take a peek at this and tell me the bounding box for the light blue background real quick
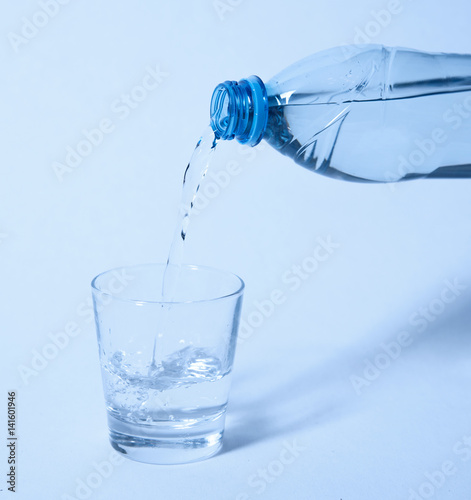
[1,1,471,499]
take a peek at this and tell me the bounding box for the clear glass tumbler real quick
[91,263,244,464]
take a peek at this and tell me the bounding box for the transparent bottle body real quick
[263,45,471,182]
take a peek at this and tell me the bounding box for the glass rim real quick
[91,263,245,305]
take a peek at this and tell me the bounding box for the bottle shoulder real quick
[265,45,393,105]
[265,45,471,106]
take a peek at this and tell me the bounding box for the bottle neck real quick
[210,75,268,146]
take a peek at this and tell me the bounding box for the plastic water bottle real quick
[210,45,471,183]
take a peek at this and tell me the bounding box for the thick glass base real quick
[107,413,225,465]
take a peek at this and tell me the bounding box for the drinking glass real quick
[91,263,244,464]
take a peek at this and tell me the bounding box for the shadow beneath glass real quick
[222,283,471,454]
